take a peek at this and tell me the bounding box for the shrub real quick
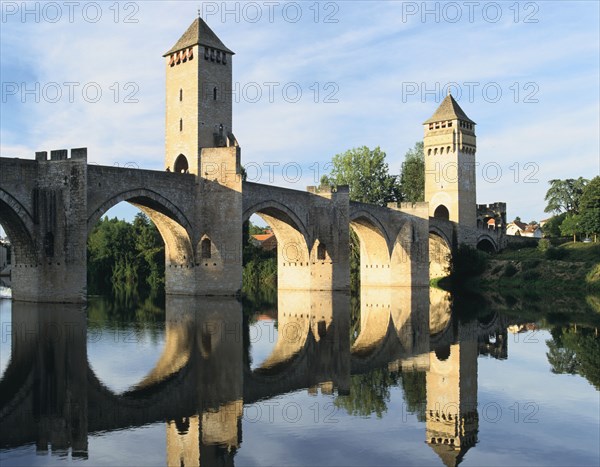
[522,259,541,270]
[522,270,541,281]
[545,247,567,260]
[537,238,551,252]
[450,244,488,281]
[503,264,518,277]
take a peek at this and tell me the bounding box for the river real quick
[0,287,599,466]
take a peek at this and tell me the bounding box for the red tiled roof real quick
[252,234,274,242]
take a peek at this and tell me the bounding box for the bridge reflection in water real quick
[0,289,510,466]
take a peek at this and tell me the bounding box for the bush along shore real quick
[439,241,600,297]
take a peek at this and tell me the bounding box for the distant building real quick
[250,230,277,251]
[506,221,542,238]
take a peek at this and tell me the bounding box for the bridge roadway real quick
[1,150,503,303]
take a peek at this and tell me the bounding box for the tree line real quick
[87,213,164,293]
[543,176,600,242]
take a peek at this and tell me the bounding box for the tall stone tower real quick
[423,94,477,227]
[162,18,242,296]
[164,16,236,174]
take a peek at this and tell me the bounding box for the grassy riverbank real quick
[479,242,600,294]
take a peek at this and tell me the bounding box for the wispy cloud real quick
[0,0,598,224]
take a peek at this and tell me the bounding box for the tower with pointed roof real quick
[423,94,477,228]
[164,16,236,174]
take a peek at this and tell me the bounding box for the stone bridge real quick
[1,148,506,303]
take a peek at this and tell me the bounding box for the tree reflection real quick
[546,326,600,389]
[334,368,426,420]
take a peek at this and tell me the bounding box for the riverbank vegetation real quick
[87,213,165,294]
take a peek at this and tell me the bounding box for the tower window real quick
[448,122,452,127]
[428,149,432,156]
[201,239,212,259]
[429,123,433,130]
[213,87,218,101]
[174,154,189,173]
[434,205,450,220]
[216,51,221,63]
[222,53,227,64]
[179,89,183,101]
[179,118,183,131]
[204,47,210,60]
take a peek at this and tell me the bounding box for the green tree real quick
[320,146,401,206]
[544,177,589,215]
[578,176,600,241]
[399,142,424,202]
[560,214,581,243]
[133,213,165,289]
[542,213,567,238]
[87,214,165,292]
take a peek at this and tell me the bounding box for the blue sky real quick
[1,1,599,235]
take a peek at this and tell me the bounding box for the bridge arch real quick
[429,229,451,279]
[243,200,311,290]
[476,235,497,253]
[87,188,194,270]
[349,211,392,288]
[0,189,37,264]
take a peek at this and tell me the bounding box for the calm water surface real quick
[1,288,599,466]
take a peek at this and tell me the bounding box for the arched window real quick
[201,238,212,259]
[174,154,189,173]
[317,243,327,260]
[179,118,183,132]
[213,87,218,100]
[434,205,450,220]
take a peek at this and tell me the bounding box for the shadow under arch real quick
[87,188,194,270]
[476,237,496,253]
[0,189,37,264]
[243,200,311,290]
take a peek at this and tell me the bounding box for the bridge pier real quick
[306,186,350,292]
[164,147,243,297]
[3,150,88,303]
